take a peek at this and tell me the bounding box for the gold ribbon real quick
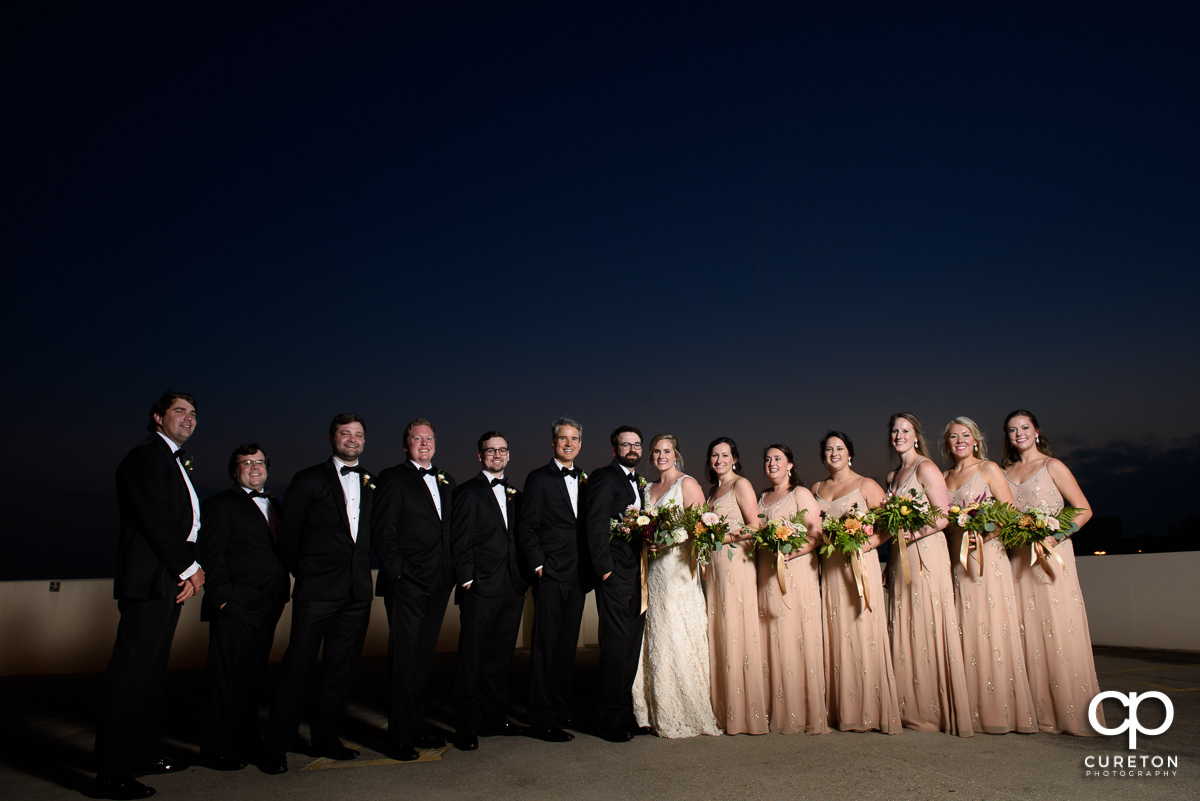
[850,549,872,612]
[1031,538,1065,578]
[958,531,984,578]
[776,552,788,595]
[896,531,913,586]
[639,548,649,614]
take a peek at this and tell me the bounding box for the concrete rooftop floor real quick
[2,645,1196,801]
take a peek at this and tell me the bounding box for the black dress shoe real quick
[139,758,188,775]
[479,721,527,737]
[451,732,478,751]
[312,741,359,760]
[629,725,654,736]
[204,754,247,771]
[598,726,633,743]
[389,745,420,762]
[529,726,574,743]
[413,734,446,749]
[258,752,288,775]
[93,776,155,800]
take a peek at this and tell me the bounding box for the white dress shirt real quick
[333,456,362,541]
[158,432,200,580]
[411,460,443,519]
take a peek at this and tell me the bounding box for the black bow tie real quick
[490,477,508,488]
[417,467,437,478]
[174,449,188,462]
[560,466,580,479]
[340,464,362,476]
[247,490,269,499]
[627,472,638,483]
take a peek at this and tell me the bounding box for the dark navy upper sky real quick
[4,3,1198,579]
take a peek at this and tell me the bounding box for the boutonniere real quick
[579,471,588,485]
[362,472,376,490]
[181,455,194,473]
[436,470,449,486]
[637,475,648,491]
[505,486,517,499]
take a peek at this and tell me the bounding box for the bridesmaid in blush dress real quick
[704,437,768,735]
[812,431,900,734]
[885,412,973,736]
[756,444,828,734]
[1002,409,1104,735]
[941,416,1036,734]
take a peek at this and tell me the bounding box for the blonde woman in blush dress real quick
[885,412,973,736]
[704,437,768,735]
[811,431,900,734]
[941,417,1036,734]
[631,434,722,738]
[1002,409,1104,735]
[756,444,828,734]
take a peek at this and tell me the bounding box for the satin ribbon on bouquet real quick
[639,549,649,614]
[959,531,984,578]
[1030,537,1065,577]
[775,553,789,596]
[895,530,926,585]
[850,548,872,612]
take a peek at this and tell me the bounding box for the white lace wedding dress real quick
[632,476,722,737]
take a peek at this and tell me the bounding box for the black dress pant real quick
[95,596,182,777]
[384,573,452,746]
[265,597,370,751]
[202,599,284,757]
[527,575,585,729]
[594,570,644,730]
[452,583,525,733]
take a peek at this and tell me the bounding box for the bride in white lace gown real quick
[632,434,722,737]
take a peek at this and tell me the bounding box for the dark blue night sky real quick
[4,3,1198,579]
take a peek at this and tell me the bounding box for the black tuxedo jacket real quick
[450,473,528,600]
[277,459,374,602]
[113,434,198,600]
[516,461,591,592]
[586,460,644,582]
[371,462,455,596]
[198,486,289,621]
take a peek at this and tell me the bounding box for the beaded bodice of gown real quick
[632,476,721,737]
[948,466,987,507]
[1007,463,1064,514]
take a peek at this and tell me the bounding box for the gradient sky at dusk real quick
[4,3,1198,579]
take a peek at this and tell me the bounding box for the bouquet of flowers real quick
[818,504,876,610]
[752,509,809,556]
[950,496,1018,576]
[610,501,689,553]
[818,505,875,559]
[875,488,942,585]
[998,506,1084,551]
[874,488,941,541]
[998,506,1084,577]
[753,508,809,593]
[678,504,731,566]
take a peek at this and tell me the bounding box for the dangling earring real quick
[1035,435,1040,444]
[847,459,852,467]
[973,444,979,454]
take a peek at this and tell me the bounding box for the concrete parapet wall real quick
[0,554,1189,677]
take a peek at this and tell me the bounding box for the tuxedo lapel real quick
[406,462,441,517]
[324,461,353,537]
[235,487,275,541]
[553,464,575,517]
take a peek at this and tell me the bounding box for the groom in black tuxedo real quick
[372,418,456,761]
[260,414,374,775]
[516,417,590,743]
[449,431,528,751]
[95,392,205,800]
[198,443,289,771]
[586,425,648,742]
